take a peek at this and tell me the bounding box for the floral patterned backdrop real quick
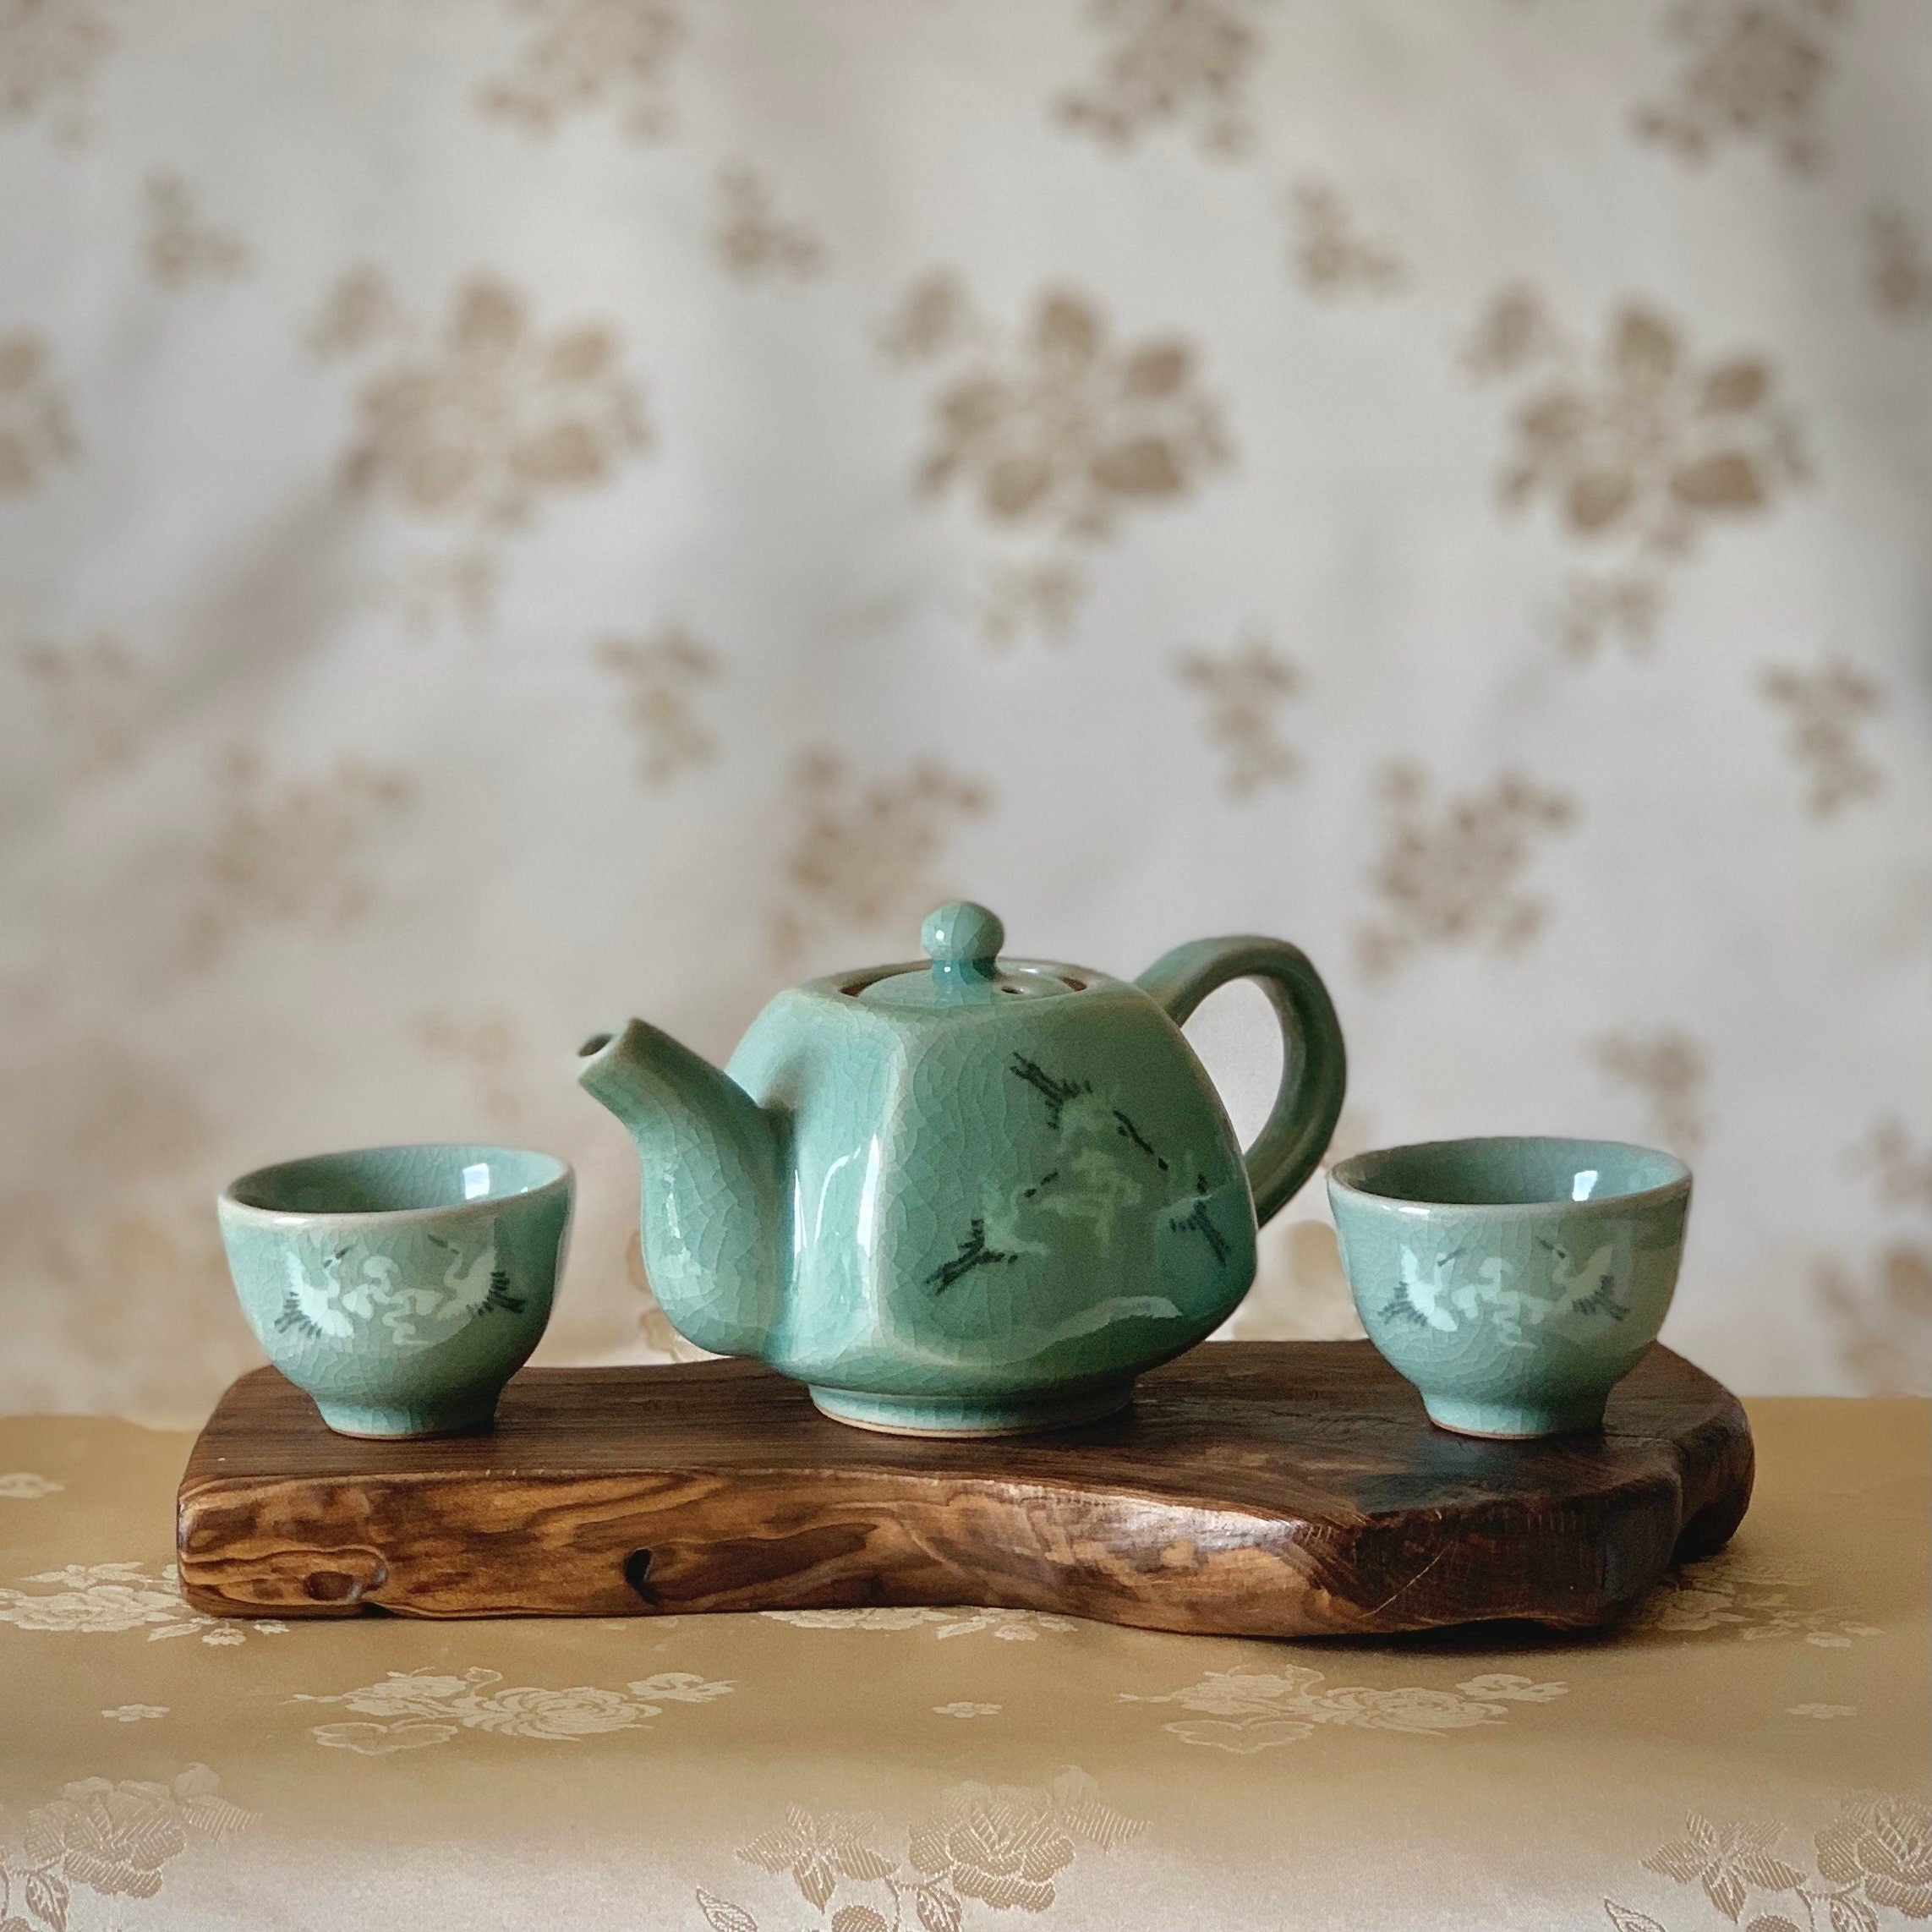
[0,0,1927,1420]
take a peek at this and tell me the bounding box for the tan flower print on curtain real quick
[8,1040,250,1425]
[1761,658,1886,817]
[1814,1120,1932,1393]
[187,747,414,965]
[476,0,683,141]
[1177,634,1301,796]
[48,1043,206,1179]
[314,270,651,630]
[885,276,1228,643]
[42,1213,261,1426]
[982,558,1089,647]
[1869,205,1932,322]
[1228,1217,1364,1342]
[1056,0,1269,159]
[911,286,1225,540]
[307,264,401,358]
[1853,1119,1932,1209]
[19,634,145,779]
[772,749,990,961]
[416,1009,536,1134]
[0,0,112,145]
[1590,1028,1709,1152]
[1286,179,1405,298]
[1229,1104,1373,1344]
[143,172,249,290]
[1513,297,1803,648]
[0,332,75,492]
[595,625,721,786]
[1634,0,1848,175]
[1816,1245,1932,1394]
[710,164,826,282]
[1356,763,1577,978]
[1465,288,1806,658]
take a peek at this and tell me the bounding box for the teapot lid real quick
[855,902,1087,1009]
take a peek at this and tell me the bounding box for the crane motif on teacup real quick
[275,1228,523,1351]
[1393,1237,1629,1349]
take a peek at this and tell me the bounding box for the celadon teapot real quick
[577,902,1345,1435]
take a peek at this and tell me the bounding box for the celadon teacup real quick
[1327,1136,1691,1439]
[219,1143,573,1437]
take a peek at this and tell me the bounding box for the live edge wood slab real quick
[176,1341,1752,1639]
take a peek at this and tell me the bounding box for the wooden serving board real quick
[175,1342,1752,1639]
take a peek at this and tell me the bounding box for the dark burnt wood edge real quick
[173,1448,1747,1632]
[1664,1383,1755,1563]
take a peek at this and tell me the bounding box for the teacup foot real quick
[314,1397,498,1439]
[1422,1393,1609,1440]
[808,1379,1135,1437]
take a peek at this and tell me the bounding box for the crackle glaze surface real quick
[578,905,1345,1431]
[218,1145,572,1437]
[1329,1136,1690,1438]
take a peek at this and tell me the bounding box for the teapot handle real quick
[1136,937,1347,1229]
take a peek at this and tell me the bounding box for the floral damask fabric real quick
[0,1398,1924,1928]
[0,1,1928,1420]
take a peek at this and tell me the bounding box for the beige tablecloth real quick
[0,1397,1924,1930]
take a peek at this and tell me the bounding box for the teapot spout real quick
[577,1020,786,1359]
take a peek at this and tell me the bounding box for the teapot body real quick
[579,901,1346,1436]
[725,964,1255,1434]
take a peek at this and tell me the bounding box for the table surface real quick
[1,1397,1925,1932]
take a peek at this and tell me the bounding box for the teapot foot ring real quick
[808,1379,1135,1438]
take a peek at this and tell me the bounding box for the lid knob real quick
[922,900,1004,982]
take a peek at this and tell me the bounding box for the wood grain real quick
[174,1341,1752,1638]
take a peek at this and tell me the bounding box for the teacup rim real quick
[220,1141,573,1227]
[1328,1135,1690,1215]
